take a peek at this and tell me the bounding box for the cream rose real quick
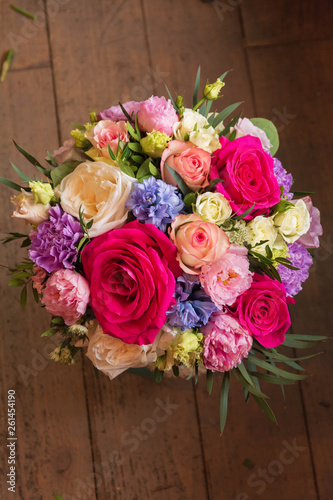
[11,190,50,226]
[56,160,135,237]
[231,117,272,152]
[196,192,232,225]
[173,109,208,140]
[188,126,221,153]
[86,323,157,380]
[248,216,279,255]
[274,199,310,243]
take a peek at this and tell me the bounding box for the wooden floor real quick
[0,1,332,499]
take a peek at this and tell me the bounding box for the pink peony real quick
[169,214,230,275]
[85,120,129,157]
[161,140,211,191]
[41,269,90,326]
[137,96,179,136]
[211,136,280,219]
[31,265,47,294]
[202,312,252,372]
[236,274,292,348]
[98,101,141,122]
[82,221,181,345]
[297,196,323,248]
[200,245,253,307]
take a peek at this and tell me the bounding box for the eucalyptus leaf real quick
[50,161,81,186]
[250,118,279,156]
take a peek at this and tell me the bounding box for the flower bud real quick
[29,181,54,205]
[203,78,225,100]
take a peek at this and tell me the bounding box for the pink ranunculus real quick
[200,245,253,308]
[297,196,323,248]
[169,214,230,275]
[82,221,181,345]
[160,140,211,191]
[41,269,90,326]
[202,312,253,372]
[85,120,129,157]
[137,96,179,136]
[211,136,280,219]
[236,274,292,348]
[31,265,47,294]
[98,101,141,122]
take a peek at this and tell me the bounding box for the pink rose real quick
[202,312,253,372]
[41,269,90,326]
[31,265,47,294]
[161,140,211,191]
[297,196,323,248]
[98,101,141,122]
[82,221,181,345]
[236,274,292,348]
[137,96,179,136]
[200,245,253,307]
[169,214,230,275]
[85,120,129,157]
[211,136,280,219]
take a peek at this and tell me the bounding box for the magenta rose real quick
[137,96,179,136]
[236,274,292,348]
[82,221,181,345]
[210,136,280,218]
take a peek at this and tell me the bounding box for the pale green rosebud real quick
[203,78,225,100]
[140,130,171,158]
[70,128,90,148]
[29,181,54,205]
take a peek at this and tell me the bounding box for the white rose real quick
[248,216,278,255]
[208,112,224,135]
[231,117,272,151]
[86,323,157,380]
[196,192,232,225]
[173,108,208,140]
[56,160,135,237]
[11,190,50,226]
[274,199,310,243]
[188,126,220,153]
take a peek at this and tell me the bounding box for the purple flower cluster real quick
[273,158,293,200]
[29,204,83,273]
[278,243,313,296]
[166,274,217,330]
[126,177,184,232]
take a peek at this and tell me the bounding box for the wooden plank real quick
[46,1,209,498]
[246,39,333,500]
[241,0,333,46]
[0,68,96,500]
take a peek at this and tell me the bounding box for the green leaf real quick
[8,278,25,287]
[41,328,58,338]
[148,162,159,176]
[172,365,179,377]
[265,245,273,259]
[184,192,197,207]
[11,271,31,279]
[233,368,269,399]
[212,102,242,129]
[252,395,277,423]
[250,118,279,156]
[219,69,231,82]
[286,334,327,341]
[127,122,140,141]
[192,66,201,108]
[229,129,237,141]
[249,371,296,385]
[220,112,242,137]
[11,163,33,183]
[20,286,27,308]
[291,190,315,196]
[166,164,191,196]
[51,317,65,325]
[128,143,143,153]
[136,159,150,179]
[234,203,255,220]
[220,371,230,434]
[13,141,51,178]
[46,151,58,167]
[132,155,144,165]
[282,337,318,349]
[50,161,81,186]
[154,367,164,383]
[21,238,31,248]
[53,495,64,500]
[32,286,39,304]
[118,102,135,123]
[119,163,136,178]
[0,176,24,191]
[77,236,89,253]
[247,354,308,381]
[165,84,179,112]
[238,362,255,387]
[86,219,94,229]
[206,369,213,395]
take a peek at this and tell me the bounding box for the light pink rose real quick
[297,196,323,248]
[85,120,129,158]
[169,214,230,275]
[202,312,253,372]
[200,245,253,307]
[137,96,179,136]
[161,140,211,191]
[98,101,141,122]
[31,265,47,294]
[41,269,90,326]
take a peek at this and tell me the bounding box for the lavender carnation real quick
[278,242,312,296]
[126,177,184,232]
[166,274,217,330]
[29,204,83,273]
[273,158,293,200]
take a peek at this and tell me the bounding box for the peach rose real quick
[169,214,230,275]
[85,120,129,158]
[161,140,211,191]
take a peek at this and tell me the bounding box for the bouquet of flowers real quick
[1,68,324,432]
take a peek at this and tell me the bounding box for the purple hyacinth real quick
[273,158,293,200]
[166,274,217,330]
[29,204,83,273]
[278,242,313,296]
[126,176,184,232]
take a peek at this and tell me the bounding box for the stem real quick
[10,4,37,19]
[192,97,207,112]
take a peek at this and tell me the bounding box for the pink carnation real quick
[98,101,141,122]
[202,312,252,372]
[41,269,90,326]
[137,96,179,136]
[200,245,253,307]
[31,265,47,294]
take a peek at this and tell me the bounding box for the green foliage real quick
[50,161,81,186]
[250,117,279,156]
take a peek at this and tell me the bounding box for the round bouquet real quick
[1,69,324,432]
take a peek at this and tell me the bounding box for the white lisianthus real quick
[231,117,272,151]
[188,126,220,153]
[173,108,208,140]
[196,192,232,225]
[274,199,310,243]
[11,190,50,226]
[56,160,135,237]
[248,216,279,255]
[208,112,224,135]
